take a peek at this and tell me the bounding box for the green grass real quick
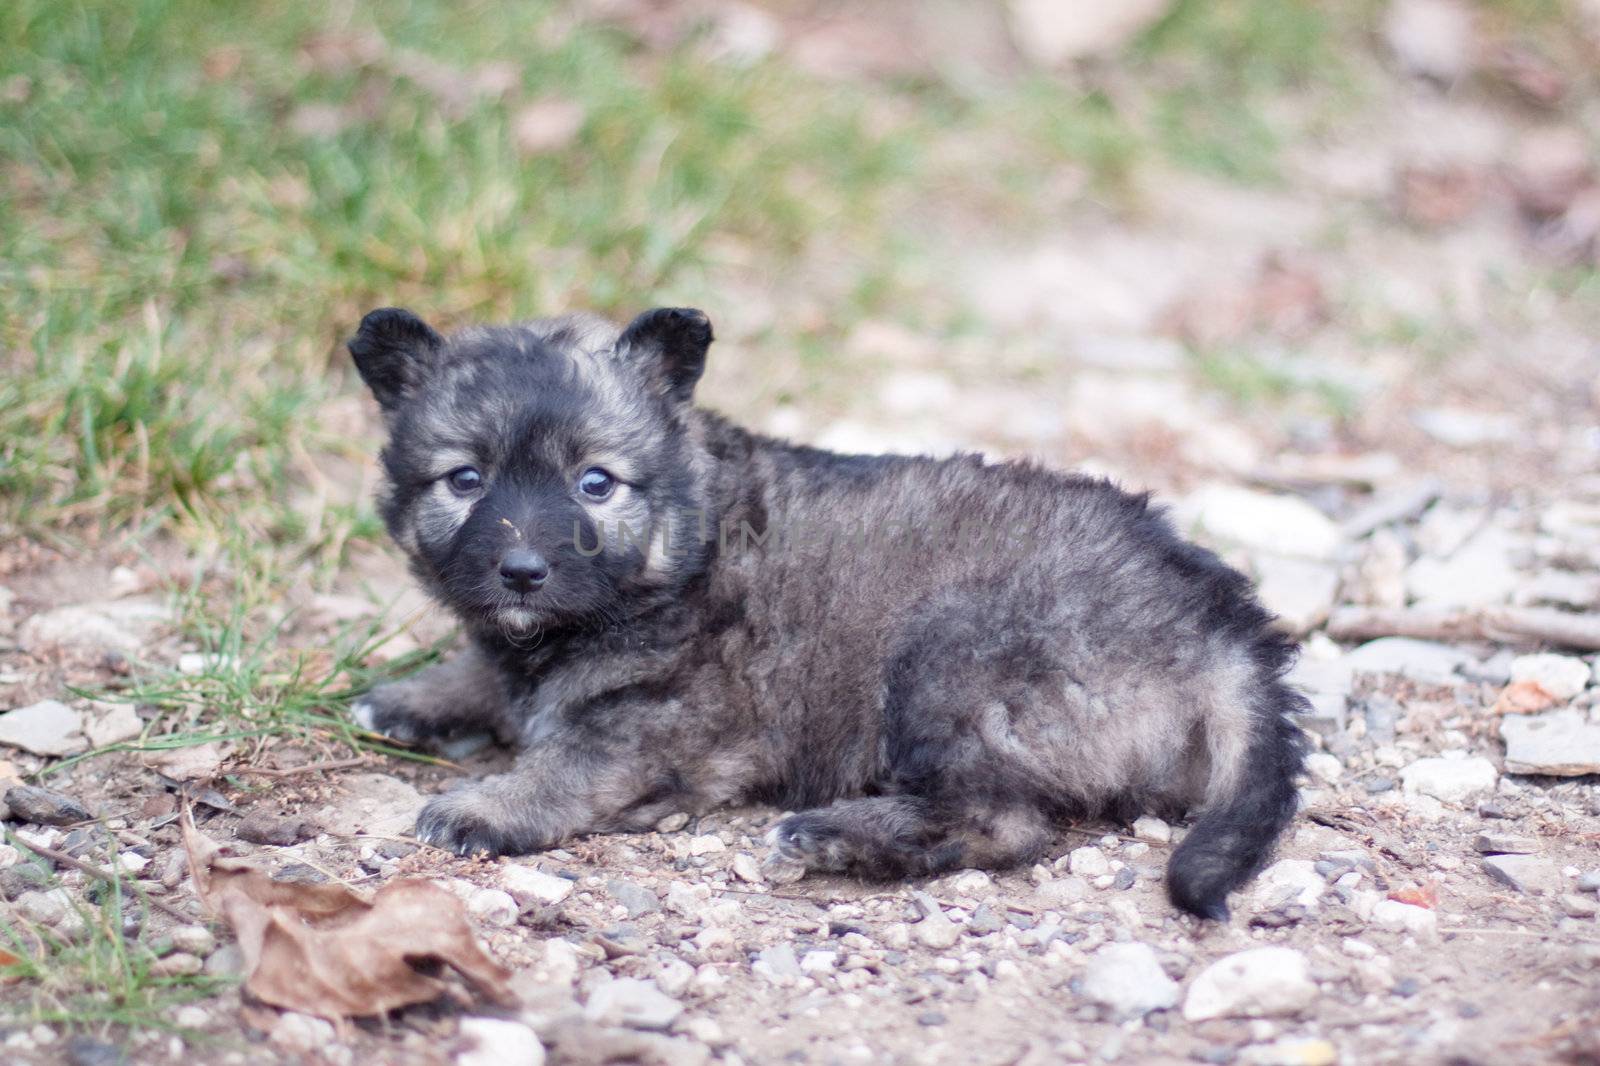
[0,0,911,537]
[1138,0,1353,183]
[1,833,228,1033]
[0,0,1368,543]
[1193,345,1358,420]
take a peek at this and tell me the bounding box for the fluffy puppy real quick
[348,306,1306,919]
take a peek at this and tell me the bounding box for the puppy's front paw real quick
[415,787,536,857]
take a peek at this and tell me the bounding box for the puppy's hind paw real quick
[349,693,420,744]
[349,699,379,732]
[767,812,847,873]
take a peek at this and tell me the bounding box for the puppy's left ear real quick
[348,308,444,412]
[617,307,713,403]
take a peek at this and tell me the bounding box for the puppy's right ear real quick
[348,308,443,411]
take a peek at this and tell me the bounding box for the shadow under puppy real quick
[348,306,1307,919]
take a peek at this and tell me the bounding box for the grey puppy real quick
[348,306,1306,919]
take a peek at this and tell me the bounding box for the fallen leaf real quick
[182,818,512,1021]
[1388,883,1440,909]
[1493,680,1558,715]
[0,946,23,981]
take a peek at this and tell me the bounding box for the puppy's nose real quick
[498,548,549,593]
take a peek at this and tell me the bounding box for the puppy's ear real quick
[348,308,443,411]
[617,307,713,403]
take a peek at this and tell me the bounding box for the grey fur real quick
[348,306,1306,918]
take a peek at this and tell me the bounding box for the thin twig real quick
[13,840,194,923]
[226,756,372,778]
[1326,605,1600,651]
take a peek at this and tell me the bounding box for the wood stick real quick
[1325,605,1600,651]
[225,756,372,778]
[13,839,195,923]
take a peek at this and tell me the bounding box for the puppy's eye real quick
[446,467,483,495]
[577,467,615,500]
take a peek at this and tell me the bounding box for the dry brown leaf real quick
[182,817,513,1020]
[0,946,23,982]
[1493,680,1558,715]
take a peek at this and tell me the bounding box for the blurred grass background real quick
[0,0,1336,544]
[2,0,1595,565]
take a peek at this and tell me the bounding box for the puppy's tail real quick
[1166,681,1307,920]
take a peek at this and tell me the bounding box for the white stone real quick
[914,908,961,950]
[269,1012,335,1053]
[1497,704,1600,771]
[177,652,234,675]
[1181,486,1342,562]
[1484,854,1564,895]
[879,371,957,415]
[584,979,682,1031]
[1249,860,1325,912]
[316,773,425,838]
[1406,523,1522,610]
[1344,638,1469,685]
[1371,899,1437,937]
[17,599,170,656]
[1510,654,1591,702]
[173,1005,210,1030]
[500,865,574,907]
[800,950,838,974]
[1008,0,1173,64]
[1303,752,1344,785]
[680,1016,726,1046]
[457,1017,544,1066]
[1035,875,1090,908]
[753,943,803,981]
[948,869,995,897]
[731,852,764,883]
[1384,0,1475,82]
[1068,846,1111,879]
[655,957,695,997]
[0,700,85,757]
[1399,754,1498,803]
[1412,407,1516,447]
[169,926,216,957]
[664,882,708,918]
[1132,816,1172,844]
[1081,942,1179,1019]
[1501,710,1600,776]
[1254,555,1340,635]
[1239,1037,1340,1066]
[83,702,142,747]
[1183,948,1317,1022]
[466,888,519,928]
[15,888,73,926]
[687,834,725,856]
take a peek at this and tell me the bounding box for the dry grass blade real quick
[181,816,513,1021]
